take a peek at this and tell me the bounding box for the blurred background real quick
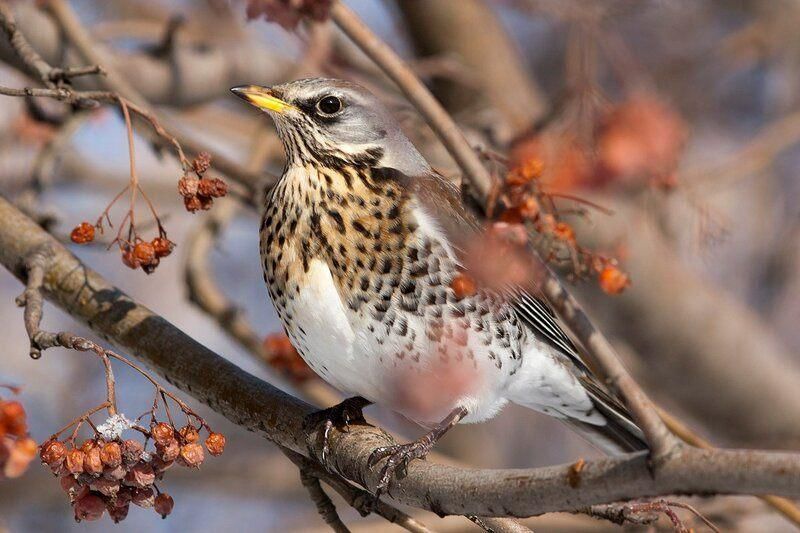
[0,0,799,531]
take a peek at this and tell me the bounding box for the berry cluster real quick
[491,156,632,295]
[178,152,229,213]
[39,419,225,523]
[0,395,37,479]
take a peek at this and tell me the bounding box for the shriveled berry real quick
[40,440,67,466]
[151,456,174,476]
[70,222,96,244]
[154,492,174,518]
[198,177,228,198]
[121,248,141,269]
[121,439,143,465]
[152,237,175,258]
[192,152,212,174]
[90,477,121,497]
[178,176,199,198]
[151,422,175,446]
[130,486,155,508]
[102,464,127,481]
[133,241,156,265]
[99,441,122,468]
[60,474,82,496]
[124,461,155,488]
[183,195,202,213]
[178,442,204,468]
[66,448,85,474]
[107,499,130,523]
[178,425,199,443]
[156,438,179,462]
[74,492,106,521]
[205,432,226,456]
[83,446,103,475]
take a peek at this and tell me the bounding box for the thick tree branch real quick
[2,195,800,518]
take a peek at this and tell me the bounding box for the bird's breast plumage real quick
[260,163,528,423]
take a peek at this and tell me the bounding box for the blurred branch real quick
[0,2,291,107]
[395,0,547,140]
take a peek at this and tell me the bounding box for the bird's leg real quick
[368,406,467,498]
[303,396,372,465]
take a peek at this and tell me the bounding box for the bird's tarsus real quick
[303,396,372,465]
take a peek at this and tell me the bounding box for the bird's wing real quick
[384,166,588,371]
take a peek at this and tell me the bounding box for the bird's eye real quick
[316,95,342,115]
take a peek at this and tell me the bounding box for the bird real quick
[230,78,646,494]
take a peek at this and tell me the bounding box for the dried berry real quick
[152,237,175,258]
[107,499,130,523]
[151,422,175,446]
[40,440,67,466]
[192,152,212,174]
[83,446,104,475]
[156,438,179,462]
[178,425,199,444]
[198,177,228,198]
[183,195,202,213]
[90,477,121,497]
[74,492,106,522]
[99,441,122,468]
[205,432,226,456]
[121,439,143,465]
[66,448,85,475]
[124,461,155,488]
[151,456,174,475]
[598,265,630,295]
[70,222,96,244]
[132,241,156,265]
[506,159,543,186]
[60,474,82,496]
[552,222,576,244]
[130,486,155,508]
[178,442,204,468]
[178,176,199,198]
[154,492,174,518]
[519,196,540,220]
[121,248,141,269]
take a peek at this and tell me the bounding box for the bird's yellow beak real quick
[230,85,296,114]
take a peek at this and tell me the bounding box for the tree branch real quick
[2,194,800,518]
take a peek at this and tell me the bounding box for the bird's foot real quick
[303,396,371,465]
[367,437,435,499]
[367,406,467,500]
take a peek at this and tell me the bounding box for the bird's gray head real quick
[231,78,429,176]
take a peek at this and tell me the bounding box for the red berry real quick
[154,492,174,518]
[151,422,174,446]
[205,432,226,456]
[70,222,95,244]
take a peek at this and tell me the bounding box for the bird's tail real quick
[570,377,648,454]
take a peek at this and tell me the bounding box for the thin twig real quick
[299,467,353,533]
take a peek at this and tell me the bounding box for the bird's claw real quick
[302,396,370,466]
[368,438,433,499]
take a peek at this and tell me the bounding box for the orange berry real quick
[178,442,204,468]
[70,222,95,244]
[450,273,477,299]
[65,448,85,474]
[155,438,179,462]
[124,461,155,488]
[83,446,103,475]
[132,241,156,265]
[151,422,174,446]
[178,425,199,444]
[198,177,228,198]
[99,441,122,468]
[151,237,174,258]
[178,176,199,198]
[519,196,540,220]
[598,265,630,295]
[192,152,212,174]
[40,440,67,466]
[552,222,576,244]
[205,432,226,456]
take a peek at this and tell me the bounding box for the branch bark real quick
[2,194,800,518]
